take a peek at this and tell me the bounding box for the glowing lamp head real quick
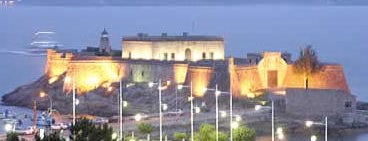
[111,132,118,140]
[75,99,80,105]
[235,115,242,122]
[277,132,284,140]
[311,135,317,141]
[202,88,208,94]
[107,86,113,92]
[64,76,72,84]
[148,82,155,87]
[276,127,283,135]
[135,114,142,121]
[305,121,314,127]
[177,85,184,90]
[254,105,262,111]
[162,104,168,111]
[215,91,221,96]
[220,111,227,118]
[4,124,12,132]
[231,121,239,129]
[123,101,128,107]
[39,91,47,98]
[194,107,201,114]
[188,96,194,102]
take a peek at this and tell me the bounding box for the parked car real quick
[51,123,69,130]
[14,126,35,135]
[92,117,109,124]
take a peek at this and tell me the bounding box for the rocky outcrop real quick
[1,75,193,117]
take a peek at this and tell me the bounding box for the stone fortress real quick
[44,29,355,118]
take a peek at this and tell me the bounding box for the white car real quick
[14,126,35,135]
[51,123,69,130]
[92,117,109,124]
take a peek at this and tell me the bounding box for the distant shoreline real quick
[10,1,368,7]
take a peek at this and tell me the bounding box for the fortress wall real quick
[122,41,153,59]
[188,66,214,97]
[283,65,350,93]
[64,60,125,93]
[285,88,355,118]
[45,49,74,78]
[123,61,188,84]
[230,65,263,98]
[151,41,224,61]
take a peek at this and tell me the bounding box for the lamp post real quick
[305,116,328,141]
[119,80,123,141]
[254,100,275,141]
[72,78,76,126]
[204,84,220,141]
[177,81,193,141]
[272,101,274,141]
[39,91,53,114]
[208,88,233,141]
[149,79,164,141]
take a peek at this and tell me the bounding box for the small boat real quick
[0,109,17,119]
[27,31,63,54]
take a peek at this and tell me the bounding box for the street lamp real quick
[177,82,194,141]
[39,91,53,115]
[305,116,328,141]
[149,79,169,141]
[65,76,77,126]
[4,123,14,132]
[205,85,234,141]
[254,100,275,141]
[311,135,317,141]
[135,113,142,122]
[204,84,221,141]
[112,132,118,140]
[276,127,284,140]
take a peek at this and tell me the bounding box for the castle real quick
[45,29,350,98]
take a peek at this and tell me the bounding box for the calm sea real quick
[1,5,368,140]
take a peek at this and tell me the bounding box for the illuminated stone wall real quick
[283,65,350,93]
[229,52,351,98]
[188,66,214,97]
[45,49,74,77]
[64,59,125,93]
[122,40,224,61]
[122,41,153,60]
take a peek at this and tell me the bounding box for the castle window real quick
[210,52,214,59]
[164,53,168,60]
[202,52,206,59]
[171,53,175,60]
[128,52,131,59]
[130,70,133,76]
[345,101,352,108]
[141,71,144,77]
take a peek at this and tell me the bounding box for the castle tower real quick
[99,28,111,55]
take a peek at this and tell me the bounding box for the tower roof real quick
[102,28,108,35]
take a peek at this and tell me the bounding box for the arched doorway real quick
[185,48,191,61]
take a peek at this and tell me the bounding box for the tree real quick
[6,132,19,141]
[173,132,187,141]
[35,132,66,141]
[294,45,321,89]
[194,123,228,141]
[69,118,116,141]
[137,123,153,141]
[233,125,256,141]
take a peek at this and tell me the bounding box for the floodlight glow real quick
[123,101,128,107]
[305,121,314,127]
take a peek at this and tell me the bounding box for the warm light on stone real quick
[189,66,213,97]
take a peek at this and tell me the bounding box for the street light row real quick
[64,76,327,141]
